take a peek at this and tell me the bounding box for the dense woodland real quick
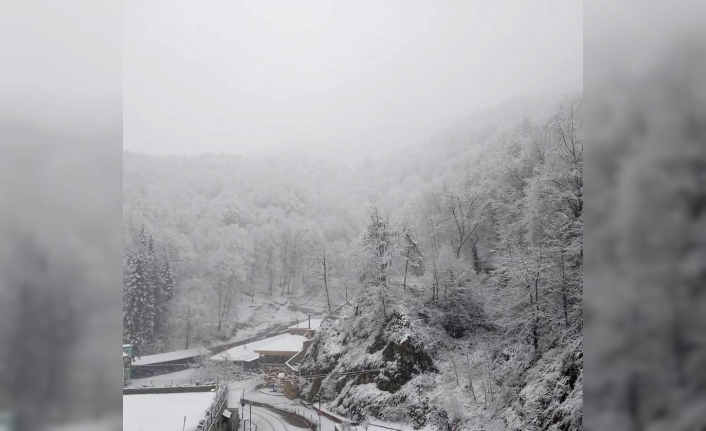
[123,93,583,428]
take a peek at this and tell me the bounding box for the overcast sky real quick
[124,0,582,161]
[1,0,121,133]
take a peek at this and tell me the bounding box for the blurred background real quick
[0,0,705,430]
[0,1,122,430]
[584,0,706,429]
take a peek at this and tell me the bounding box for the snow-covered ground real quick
[123,392,215,431]
[228,291,327,332]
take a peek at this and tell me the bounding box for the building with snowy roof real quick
[208,318,324,374]
[254,334,308,369]
[210,334,290,372]
[130,346,211,379]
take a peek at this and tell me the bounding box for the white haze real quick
[123,0,582,162]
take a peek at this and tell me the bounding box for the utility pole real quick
[240,399,245,431]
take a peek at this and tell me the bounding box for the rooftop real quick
[132,346,210,366]
[123,391,215,431]
[211,335,287,362]
[254,334,308,354]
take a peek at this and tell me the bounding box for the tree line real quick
[122,94,582,357]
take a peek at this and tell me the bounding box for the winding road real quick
[228,379,318,431]
[242,405,310,431]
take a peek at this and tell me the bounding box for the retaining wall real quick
[123,384,218,395]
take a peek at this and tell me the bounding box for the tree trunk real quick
[268,265,273,296]
[286,270,291,296]
[533,268,541,351]
[471,239,482,274]
[184,309,192,349]
[217,290,223,333]
[250,270,255,302]
[431,261,439,301]
[451,355,460,386]
[280,264,286,296]
[323,258,331,313]
[560,244,569,328]
[466,354,477,403]
[486,352,494,402]
[402,245,411,290]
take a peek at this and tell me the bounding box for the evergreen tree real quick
[146,235,156,264]
[123,226,176,355]
[160,257,174,301]
[137,225,147,253]
[146,235,162,331]
[123,249,156,358]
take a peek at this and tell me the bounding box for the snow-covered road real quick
[227,379,343,431]
[241,406,310,431]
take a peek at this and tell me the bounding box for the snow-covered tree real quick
[360,207,400,290]
[123,250,155,358]
[307,246,332,313]
[360,207,402,316]
[401,228,425,290]
[160,257,174,301]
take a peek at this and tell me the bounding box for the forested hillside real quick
[297,94,583,430]
[123,152,367,353]
[123,93,582,430]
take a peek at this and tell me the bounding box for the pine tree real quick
[146,235,163,337]
[146,235,156,263]
[160,257,174,301]
[123,250,156,358]
[137,224,147,253]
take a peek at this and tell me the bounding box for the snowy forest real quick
[123,92,583,430]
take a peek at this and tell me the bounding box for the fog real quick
[3,0,706,429]
[124,0,582,161]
